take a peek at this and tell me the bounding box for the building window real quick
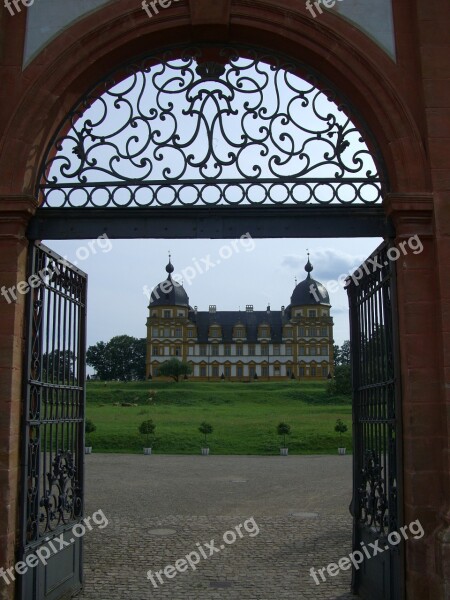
[236,345,243,356]
[261,344,269,355]
[286,367,292,377]
[188,330,194,338]
[310,347,316,356]
[188,346,194,356]
[321,345,327,355]
[224,366,231,377]
[249,366,255,377]
[153,367,159,376]
[237,366,243,377]
[273,345,280,356]
[299,367,305,377]
[308,310,316,317]
[316,328,320,336]
[311,367,316,376]
[299,327,305,337]
[321,327,328,336]
[224,345,231,356]
[164,327,170,337]
[212,366,219,377]
[200,366,207,377]
[200,345,207,355]
[178,311,185,317]
[248,344,255,355]
[175,328,182,337]
[211,345,219,356]
[322,367,328,377]
[286,345,292,356]
[152,346,159,356]
[299,346,305,356]
[262,366,269,377]
[235,328,244,337]
[260,328,268,337]
[274,367,280,376]
[175,347,181,356]
[152,327,158,336]
[164,310,171,318]
[285,328,293,338]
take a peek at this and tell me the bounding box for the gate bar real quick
[28,205,394,240]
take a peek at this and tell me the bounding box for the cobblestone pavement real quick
[75,455,359,600]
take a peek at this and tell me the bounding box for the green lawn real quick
[86,380,352,454]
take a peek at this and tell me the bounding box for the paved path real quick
[75,455,358,600]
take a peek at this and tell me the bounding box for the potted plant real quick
[277,422,291,456]
[85,419,96,454]
[139,419,156,455]
[335,418,348,455]
[199,422,213,455]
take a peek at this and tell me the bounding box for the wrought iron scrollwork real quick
[38,45,384,208]
[38,451,82,535]
[358,449,389,536]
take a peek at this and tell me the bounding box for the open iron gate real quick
[19,242,87,600]
[347,240,404,600]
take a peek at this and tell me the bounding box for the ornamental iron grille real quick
[20,243,86,600]
[347,241,403,600]
[37,45,385,209]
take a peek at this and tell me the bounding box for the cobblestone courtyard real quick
[76,455,358,600]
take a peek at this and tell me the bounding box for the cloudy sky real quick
[45,236,383,350]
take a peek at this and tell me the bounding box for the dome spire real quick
[166,251,174,275]
[304,251,313,279]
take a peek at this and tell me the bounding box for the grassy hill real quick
[85,380,352,454]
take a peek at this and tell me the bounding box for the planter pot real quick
[280,447,288,456]
[85,447,92,454]
[143,448,152,455]
[201,447,210,456]
[338,447,346,455]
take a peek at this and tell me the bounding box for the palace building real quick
[146,256,334,380]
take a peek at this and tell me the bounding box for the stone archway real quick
[0,2,446,599]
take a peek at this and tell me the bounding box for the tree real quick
[334,340,351,367]
[85,419,96,446]
[276,422,291,448]
[333,342,341,368]
[326,364,352,396]
[199,422,213,447]
[42,349,76,383]
[158,359,192,382]
[86,335,146,381]
[334,418,348,438]
[139,419,156,447]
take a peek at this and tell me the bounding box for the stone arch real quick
[0,2,445,599]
